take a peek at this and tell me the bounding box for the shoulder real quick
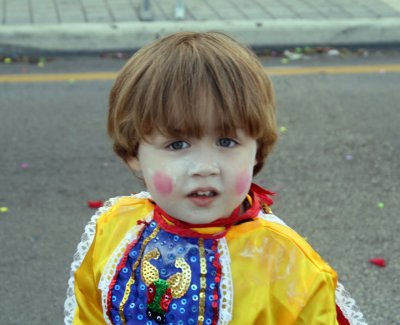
[226,211,338,322]
[71,191,155,281]
[95,192,154,230]
[228,211,336,277]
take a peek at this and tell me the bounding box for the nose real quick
[187,161,220,177]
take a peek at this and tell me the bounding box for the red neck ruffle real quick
[152,183,274,239]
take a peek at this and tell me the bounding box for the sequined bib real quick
[107,220,222,325]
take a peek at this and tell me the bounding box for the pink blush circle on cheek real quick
[236,171,252,196]
[152,171,173,195]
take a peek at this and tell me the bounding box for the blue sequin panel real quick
[108,221,220,325]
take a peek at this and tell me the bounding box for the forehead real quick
[152,92,243,139]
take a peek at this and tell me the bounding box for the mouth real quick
[188,188,219,197]
[187,188,219,206]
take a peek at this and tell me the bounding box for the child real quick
[65,32,366,324]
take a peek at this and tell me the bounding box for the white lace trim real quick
[64,192,150,325]
[98,211,154,324]
[258,211,288,226]
[217,237,233,325]
[336,282,368,325]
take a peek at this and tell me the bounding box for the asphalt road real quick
[0,51,399,324]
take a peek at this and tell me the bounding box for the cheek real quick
[152,171,173,196]
[235,170,252,196]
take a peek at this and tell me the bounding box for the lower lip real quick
[188,195,217,207]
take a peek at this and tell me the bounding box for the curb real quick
[1,18,400,54]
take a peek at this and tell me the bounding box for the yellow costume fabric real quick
[68,195,338,324]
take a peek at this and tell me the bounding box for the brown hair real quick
[108,31,277,175]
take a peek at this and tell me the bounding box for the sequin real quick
[173,235,180,241]
[191,284,198,290]
[193,295,199,301]
[122,267,128,273]
[137,314,144,320]
[179,307,185,314]
[171,303,178,310]
[119,227,160,323]
[190,256,197,263]
[112,296,117,302]
[150,221,157,228]
[181,298,187,305]
[198,239,207,325]
[130,303,135,308]
[115,285,120,291]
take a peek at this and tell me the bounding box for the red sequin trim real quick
[336,304,351,325]
[211,240,221,325]
[106,222,147,319]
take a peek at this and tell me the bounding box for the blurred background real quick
[1,0,399,324]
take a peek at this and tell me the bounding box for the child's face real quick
[127,125,257,224]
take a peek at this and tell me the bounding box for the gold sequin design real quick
[198,238,207,325]
[119,226,160,324]
[141,248,192,299]
[167,257,192,298]
[141,248,161,285]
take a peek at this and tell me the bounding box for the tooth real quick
[197,191,212,196]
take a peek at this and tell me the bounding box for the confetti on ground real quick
[0,207,9,213]
[345,154,353,161]
[280,58,289,64]
[37,57,46,68]
[279,126,287,133]
[369,258,386,267]
[68,79,76,84]
[4,57,12,64]
[87,201,104,209]
[379,69,386,74]
[20,163,29,169]
[327,49,340,56]
[377,202,384,208]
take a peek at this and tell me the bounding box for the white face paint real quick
[127,129,257,224]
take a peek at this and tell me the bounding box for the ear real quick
[126,156,142,172]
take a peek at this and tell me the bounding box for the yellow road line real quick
[266,64,400,76]
[0,72,118,83]
[1,64,400,83]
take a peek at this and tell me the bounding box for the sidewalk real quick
[1,0,400,54]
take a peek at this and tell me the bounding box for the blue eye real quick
[217,138,237,148]
[167,141,189,150]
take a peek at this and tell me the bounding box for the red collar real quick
[152,183,274,239]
